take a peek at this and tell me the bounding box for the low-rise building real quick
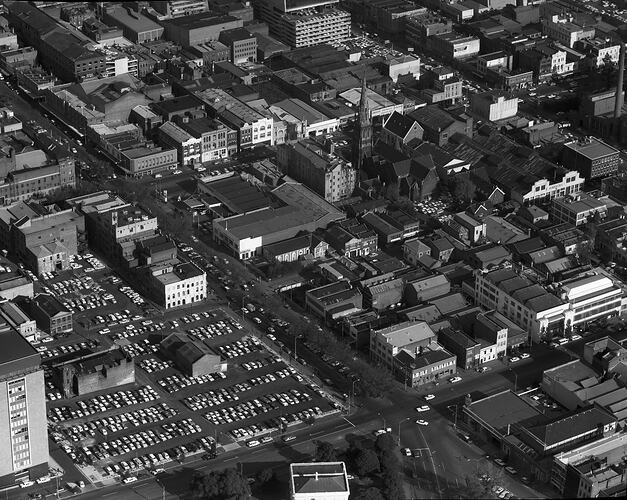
[393,342,457,388]
[403,238,431,266]
[471,93,518,122]
[0,259,34,300]
[325,219,378,258]
[157,121,202,167]
[180,116,235,161]
[437,326,481,370]
[212,182,344,260]
[428,32,480,61]
[29,293,72,335]
[160,332,225,377]
[361,210,420,246]
[370,321,436,371]
[305,281,363,322]
[551,193,607,226]
[445,212,486,245]
[0,301,37,341]
[552,432,627,498]
[57,349,135,398]
[89,123,178,177]
[380,111,423,152]
[290,462,350,500]
[146,261,206,309]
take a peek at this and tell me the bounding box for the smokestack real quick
[614,42,625,119]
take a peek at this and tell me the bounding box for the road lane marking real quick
[343,417,355,427]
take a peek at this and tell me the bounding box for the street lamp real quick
[397,417,410,446]
[348,378,359,416]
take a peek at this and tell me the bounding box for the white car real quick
[415,419,429,426]
[510,356,520,363]
[449,376,462,383]
[246,440,260,448]
[520,353,530,359]
[424,394,435,401]
[571,334,582,341]
[123,476,137,484]
[19,480,34,488]
[415,405,430,412]
[401,448,412,456]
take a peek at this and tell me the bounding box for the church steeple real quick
[354,70,373,173]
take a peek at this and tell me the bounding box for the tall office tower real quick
[0,327,49,486]
[354,75,373,173]
[253,0,351,48]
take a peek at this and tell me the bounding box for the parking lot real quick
[34,264,341,487]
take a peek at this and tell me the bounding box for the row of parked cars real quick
[140,357,174,374]
[118,285,146,306]
[103,435,216,480]
[231,405,325,442]
[215,337,263,359]
[185,317,243,341]
[120,339,160,357]
[94,403,178,437]
[157,371,227,394]
[204,389,313,427]
[48,386,159,423]
[182,366,298,412]
[86,419,201,462]
[38,340,98,360]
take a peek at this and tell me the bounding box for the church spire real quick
[354,69,373,174]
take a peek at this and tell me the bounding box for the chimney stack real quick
[614,42,625,119]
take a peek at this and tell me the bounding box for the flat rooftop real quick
[0,327,40,375]
[565,138,619,160]
[375,320,435,348]
[465,389,546,434]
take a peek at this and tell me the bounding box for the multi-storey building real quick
[477,51,513,75]
[29,293,72,335]
[370,320,436,370]
[576,37,622,67]
[474,268,571,342]
[102,4,164,43]
[68,192,159,267]
[551,193,607,226]
[428,32,480,61]
[8,2,107,82]
[162,11,243,47]
[89,123,178,177]
[218,28,257,64]
[325,219,377,258]
[277,139,356,203]
[562,138,620,179]
[558,274,623,327]
[541,13,595,48]
[180,117,233,162]
[151,0,209,18]
[194,88,273,149]
[305,281,363,321]
[553,432,627,498]
[157,121,202,167]
[0,328,48,484]
[405,10,452,46]
[148,261,206,309]
[471,93,518,122]
[253,0,351,48]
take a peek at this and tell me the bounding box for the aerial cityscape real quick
[0,0,625,499]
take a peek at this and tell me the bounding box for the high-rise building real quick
[354,75,373,173]
[253,0,350,48]
[0,327,48,485]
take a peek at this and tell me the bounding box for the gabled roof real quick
[383,111,420,139]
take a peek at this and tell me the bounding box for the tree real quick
[354,448,380,476]
[375,433,395,454]
[313,440,337,462]
[190,469,251,500]
[452,174,477,203]
[256,467,275,485]
[575,241,593,265]
[356,487,385,500]
[382,470,405,500]
[378,449,400,473]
